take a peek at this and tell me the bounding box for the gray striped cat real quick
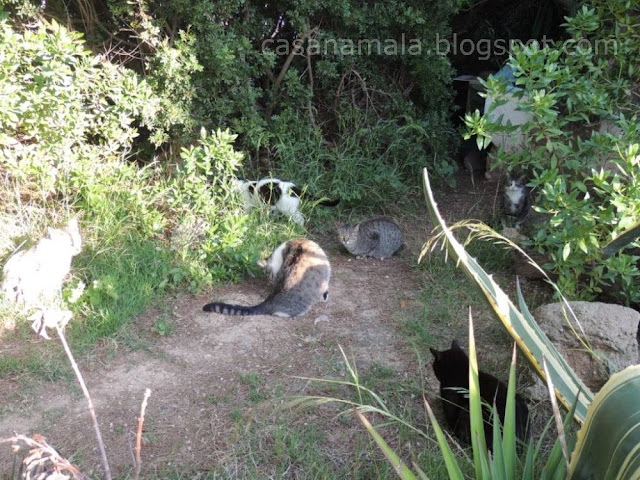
[337,217,403,260]
[203,238,330,317]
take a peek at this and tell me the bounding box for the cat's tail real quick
[316,198,340,207]
[202,301,269,316]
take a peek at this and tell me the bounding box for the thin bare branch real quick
[133,388,152,480]
[56,325,112,480]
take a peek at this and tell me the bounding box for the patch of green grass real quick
[150,315,175,337]
[230,408,243,423]
[465,237,515,273]
[238,372,265,403]
[205,393,230,405]
[70,236,175,348]
[0,347,71,382]
[139,470,222,480]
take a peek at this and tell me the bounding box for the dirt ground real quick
[0,171,515,478]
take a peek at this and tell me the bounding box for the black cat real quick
[430,340,529,447]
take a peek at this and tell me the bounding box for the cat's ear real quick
[429,347,441,360]
[451,339,462,350]
[518,174,527,184]
[66,218,79,232]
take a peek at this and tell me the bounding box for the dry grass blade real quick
[3,433,90,480]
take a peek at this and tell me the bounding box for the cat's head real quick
[337,223,359,249]
[505,172,527,191]
[48,218,82,256]
[257,241,287,283]
[430,340,468,380]
[232,178,253,193]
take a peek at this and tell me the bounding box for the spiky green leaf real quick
[602,221,640,258]
[424,399,465,480]
[355,409,418,480]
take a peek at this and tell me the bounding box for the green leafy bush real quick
[467,0,640,305]
[5,0,461,207]
[0,17,297,342]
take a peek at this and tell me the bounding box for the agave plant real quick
[357,311,579,480]
[354,168,640,479]
[358,314,640,479]
[420,168,593,423]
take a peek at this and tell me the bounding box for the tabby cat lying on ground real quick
[337,217,403,260]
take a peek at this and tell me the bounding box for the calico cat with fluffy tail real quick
[234,178,340,226]
[203,238,330,317]
[430,340,529,447]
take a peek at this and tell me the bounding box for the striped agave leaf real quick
[420,168,593,423]
[568,365,640,479]
[601,220,640,259]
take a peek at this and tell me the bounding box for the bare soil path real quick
[0,226,435,477]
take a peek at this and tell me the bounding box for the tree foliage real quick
[0,0,457,336]
[5,0,459,199]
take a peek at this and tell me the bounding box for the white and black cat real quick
[234,178,339,226]
[503,173,531,229]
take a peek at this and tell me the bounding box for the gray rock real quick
[532,301,640,394]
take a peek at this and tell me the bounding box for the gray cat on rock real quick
[337,217,403,260]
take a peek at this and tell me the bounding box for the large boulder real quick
[533,301,640,393]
